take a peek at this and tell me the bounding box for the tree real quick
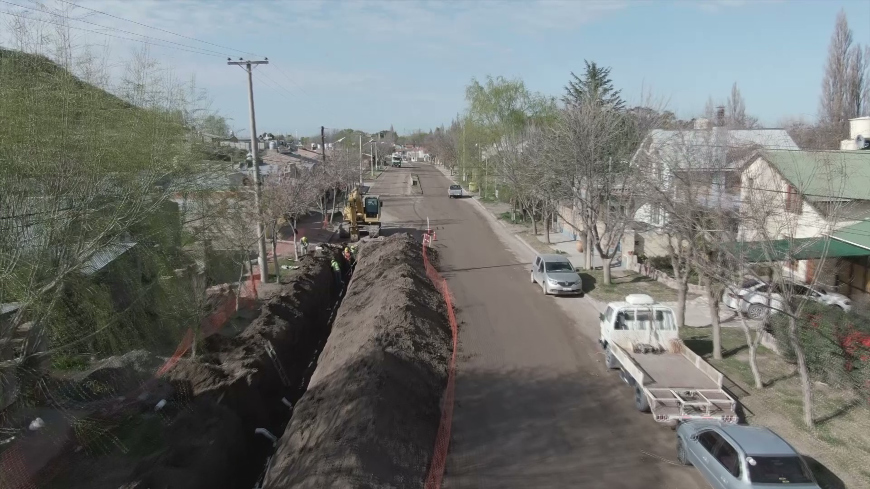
[820,10,869,128]
[563,60,625,111]
[201,114,230,137]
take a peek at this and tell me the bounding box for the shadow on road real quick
[446,367,704,488]
[804,456,846,489]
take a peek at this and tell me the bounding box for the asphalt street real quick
[369,163,708,489]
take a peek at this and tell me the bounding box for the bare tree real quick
[820,9,869,127]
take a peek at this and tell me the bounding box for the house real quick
[738,146,870,296]
[625,115,798,258]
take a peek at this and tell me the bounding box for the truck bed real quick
[632,353,719,390]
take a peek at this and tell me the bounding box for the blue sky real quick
[2,0,869,136]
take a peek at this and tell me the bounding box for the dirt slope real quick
[265,234,451,489]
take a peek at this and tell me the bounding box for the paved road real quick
[370,164,708,489]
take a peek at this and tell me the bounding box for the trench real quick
[230,251,351,489]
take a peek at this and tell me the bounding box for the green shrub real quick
[769,302,870,392]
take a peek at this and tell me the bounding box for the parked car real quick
[530,254,583,296]
[722,278,852,319]
[676,421,820,488]
[448,184,463,198]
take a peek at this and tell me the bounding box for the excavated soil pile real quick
[265,234,451,489]
[128,254,342,489]
[42,253,346,489]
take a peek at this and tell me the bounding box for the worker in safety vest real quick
[331,258,343,286]
[300,236,309,256]
[350,245,358,259]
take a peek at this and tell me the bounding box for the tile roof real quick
[81,242,137,275]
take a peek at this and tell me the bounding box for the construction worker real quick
[343,247,354,269]
[300,236,309,256]
[331,258,343,287]
[350,245,358,259]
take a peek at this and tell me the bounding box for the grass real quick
[682,326,869,489]
[580,269,684,303]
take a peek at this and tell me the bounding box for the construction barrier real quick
[422,232,457,489]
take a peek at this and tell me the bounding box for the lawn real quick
[682,326,869,489]
[580,269,685,303]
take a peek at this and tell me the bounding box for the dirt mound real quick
[36,253,345,489]
[265,234,451,488]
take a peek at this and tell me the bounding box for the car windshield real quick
[450,185,461,190]
[740,279,762,289]
[747,456,813,484]
[545,261,574,272]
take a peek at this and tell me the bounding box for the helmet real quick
[344,247,350,253]
[301,236,308,242]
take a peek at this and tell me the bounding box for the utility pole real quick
[320,126,327,163]
[358,134,363,187]
[228,57,269,284]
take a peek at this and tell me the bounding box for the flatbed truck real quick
[598,294,738,425]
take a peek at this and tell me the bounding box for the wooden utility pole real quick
[320,126,327,163]
[228,58,269,284]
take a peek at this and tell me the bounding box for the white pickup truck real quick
[599,294,738,425]
[448,184,463,198]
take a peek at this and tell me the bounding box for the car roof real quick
[538,254,570,262]
[715,424,797,456]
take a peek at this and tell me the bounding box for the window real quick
[747,456,814,484]
[604,306,614,324]
[653,310,676,330]
[651,204,661,225]
[714,440,742,479]
[697,431,721,453]
[740,278,762,289]
[545,261,574,272]
[785,185,802,214]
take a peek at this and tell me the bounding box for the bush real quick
[769,302,870,392]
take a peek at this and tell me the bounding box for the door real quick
[709,437,743,489]
[532,257,542,282]
[690,431,724,487]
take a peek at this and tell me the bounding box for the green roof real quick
[830,220,870,251]
[732,237,870,263]
[761,150,870,201]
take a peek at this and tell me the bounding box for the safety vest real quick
[331,260,341,271]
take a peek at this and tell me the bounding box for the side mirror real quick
[380,202,384,207]
[599,312,605,321]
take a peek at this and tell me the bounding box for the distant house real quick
[738,146,870,295]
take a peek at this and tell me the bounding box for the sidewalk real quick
[536,232,624,270]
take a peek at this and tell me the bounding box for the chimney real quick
[715,106,725,127]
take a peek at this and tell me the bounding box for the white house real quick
[738,147,870,292]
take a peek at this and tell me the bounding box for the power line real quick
[0,9,226,58]
[55,0,263,58]
[0,0,233,57]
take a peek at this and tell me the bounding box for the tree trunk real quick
[235,255,245,311]
[545,206,551,244]
[676,284,687,329]
[330,186,338,224]
[531,205,538,235]
[706,283,722,360]
[584,229,593,270]
[602,256,612,285]
[510,197,516,222]
[737,308,764,388]
[292,219,299,261]
[271,221,280,283]
[788,314,814,427]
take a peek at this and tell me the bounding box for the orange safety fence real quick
[0,274,261,489]
[422,235,458,489]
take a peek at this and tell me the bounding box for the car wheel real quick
[676,438,691,466]
[635,385,650,412]
[604,346,618,369]
[747,303,767,320]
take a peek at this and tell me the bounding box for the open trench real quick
[121,248,350,489]
[120,234,450,489]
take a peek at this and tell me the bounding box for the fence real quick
[422,231,457,489]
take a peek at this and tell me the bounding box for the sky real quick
[1,0,869,137]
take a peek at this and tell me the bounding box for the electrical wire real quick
[0,0,232,57]
[55,0,263,58]
[0,9,226,58]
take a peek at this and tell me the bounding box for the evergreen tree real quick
[563,60,625,110]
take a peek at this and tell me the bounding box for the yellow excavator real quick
[339,187,382,241]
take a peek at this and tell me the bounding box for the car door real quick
[688,430,725,487]
[709,437,744,489]
[533,256,543,283]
